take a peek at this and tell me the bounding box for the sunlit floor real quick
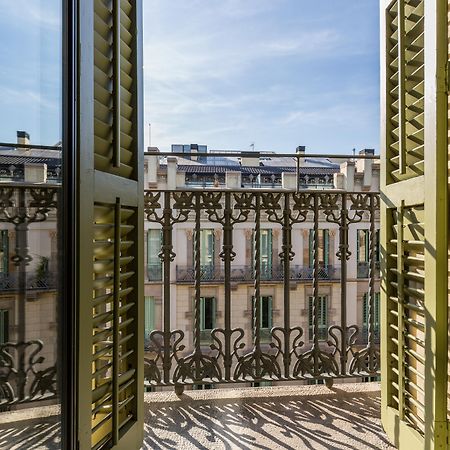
[0,383,393,449]
[144,382,394,450]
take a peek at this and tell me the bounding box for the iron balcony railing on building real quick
[0,182,59,408]
[143,175,381,390]
[175,264,340,283]
[357,261,381,279]
[0,271,57,292]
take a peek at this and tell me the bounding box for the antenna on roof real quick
[250,142,255,152]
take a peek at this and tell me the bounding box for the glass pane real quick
[0,1,62,447]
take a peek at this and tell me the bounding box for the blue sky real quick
[0,1,380,154]
[144,0,380,154]
[0,0,61,145]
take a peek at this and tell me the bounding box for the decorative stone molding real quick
[185,230,193,241]
[244,229,253,239]
[272,229,280,238]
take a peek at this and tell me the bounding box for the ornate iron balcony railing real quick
[0,272,57,292]
[144,188,381,390]
[175,264,340,283]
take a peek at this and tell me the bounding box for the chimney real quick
[146,146,160,187]
[357,148,374,188]
[296,146,305,166]
[166,156,178,190]
[17,131,30,147]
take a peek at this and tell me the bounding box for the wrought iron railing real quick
[147,264,163,281]
[357,261,380,279]
[0,183,59,407]
[175,264,340,283]
[143,188,381,390]
[0,272,57,292]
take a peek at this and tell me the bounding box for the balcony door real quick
[381,0,448,447]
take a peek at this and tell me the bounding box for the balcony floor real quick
[144,382,394,450]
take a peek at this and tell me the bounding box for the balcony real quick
[143,188,381,389]
[175,264,340,283]
[0,271,57,292]
[0,383,393,449]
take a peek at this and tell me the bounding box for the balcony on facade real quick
[174,264,340,283]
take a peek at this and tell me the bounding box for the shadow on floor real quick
[143,390,394,450]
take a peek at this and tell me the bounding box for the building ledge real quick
[144,382,394,449]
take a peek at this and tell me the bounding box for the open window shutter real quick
[323,229,329,266]
[144,297,155,338]
[362,294,368,328]
[0,231,8,273]
[267,230,273,268]
[0,310,8,344]
[212,297,217,329]
[200,297,205,330]
[268,296,273,329]
[308,230,313,268]
[356,230,361,262]
[381,0,447,447]
[364,230,370,262]
[77,0,144,448]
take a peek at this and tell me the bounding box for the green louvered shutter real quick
[323,229,329,266]
[308,229,313,268]
[0,230,8,274]
[77,0,144,448]
[0,310,8,344]
[144,297,155,339]
[381,0,448,447]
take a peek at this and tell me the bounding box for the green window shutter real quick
[144,297,155,338]
[362,293,368,328]
[211,297,217,329]
[77,0,144,447]
[200,297,205,330]
[199,230,214,266]
[356,230,361,262]
[323,229,329,266]
[147,230,161,266]
[0,310,9,344]
[309,229,313,268]
[365,230,370,262]
[268,296,273,329]
[0,231,8,274]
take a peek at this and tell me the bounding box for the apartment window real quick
[308,296,328,341]
[144,297,155,340]
[252,296,273,342]
[200,296,216,342]
[198,229,214,267]
[309,229,329,268]
[252,229,273,278]
[362,293,380,338]
[0,310,9,344]
[357,230,369,263]
[147,229,162,281]
[0,230,8,274]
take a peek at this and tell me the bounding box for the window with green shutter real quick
[362,293,380,340]
[199,297,216,342]
[251,296,273,342]
[144,297,155,340]
[147,230,162,281]
[196,230,215,278]
[309,229,329,268]
[251,229,273,279]
[357,229,370,263]
[308,296,327,341]
[0,310,8,344]
[0,231,8,274]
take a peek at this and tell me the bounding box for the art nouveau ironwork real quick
[144,189,380,389]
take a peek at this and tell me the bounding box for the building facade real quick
[143,146,380,388]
